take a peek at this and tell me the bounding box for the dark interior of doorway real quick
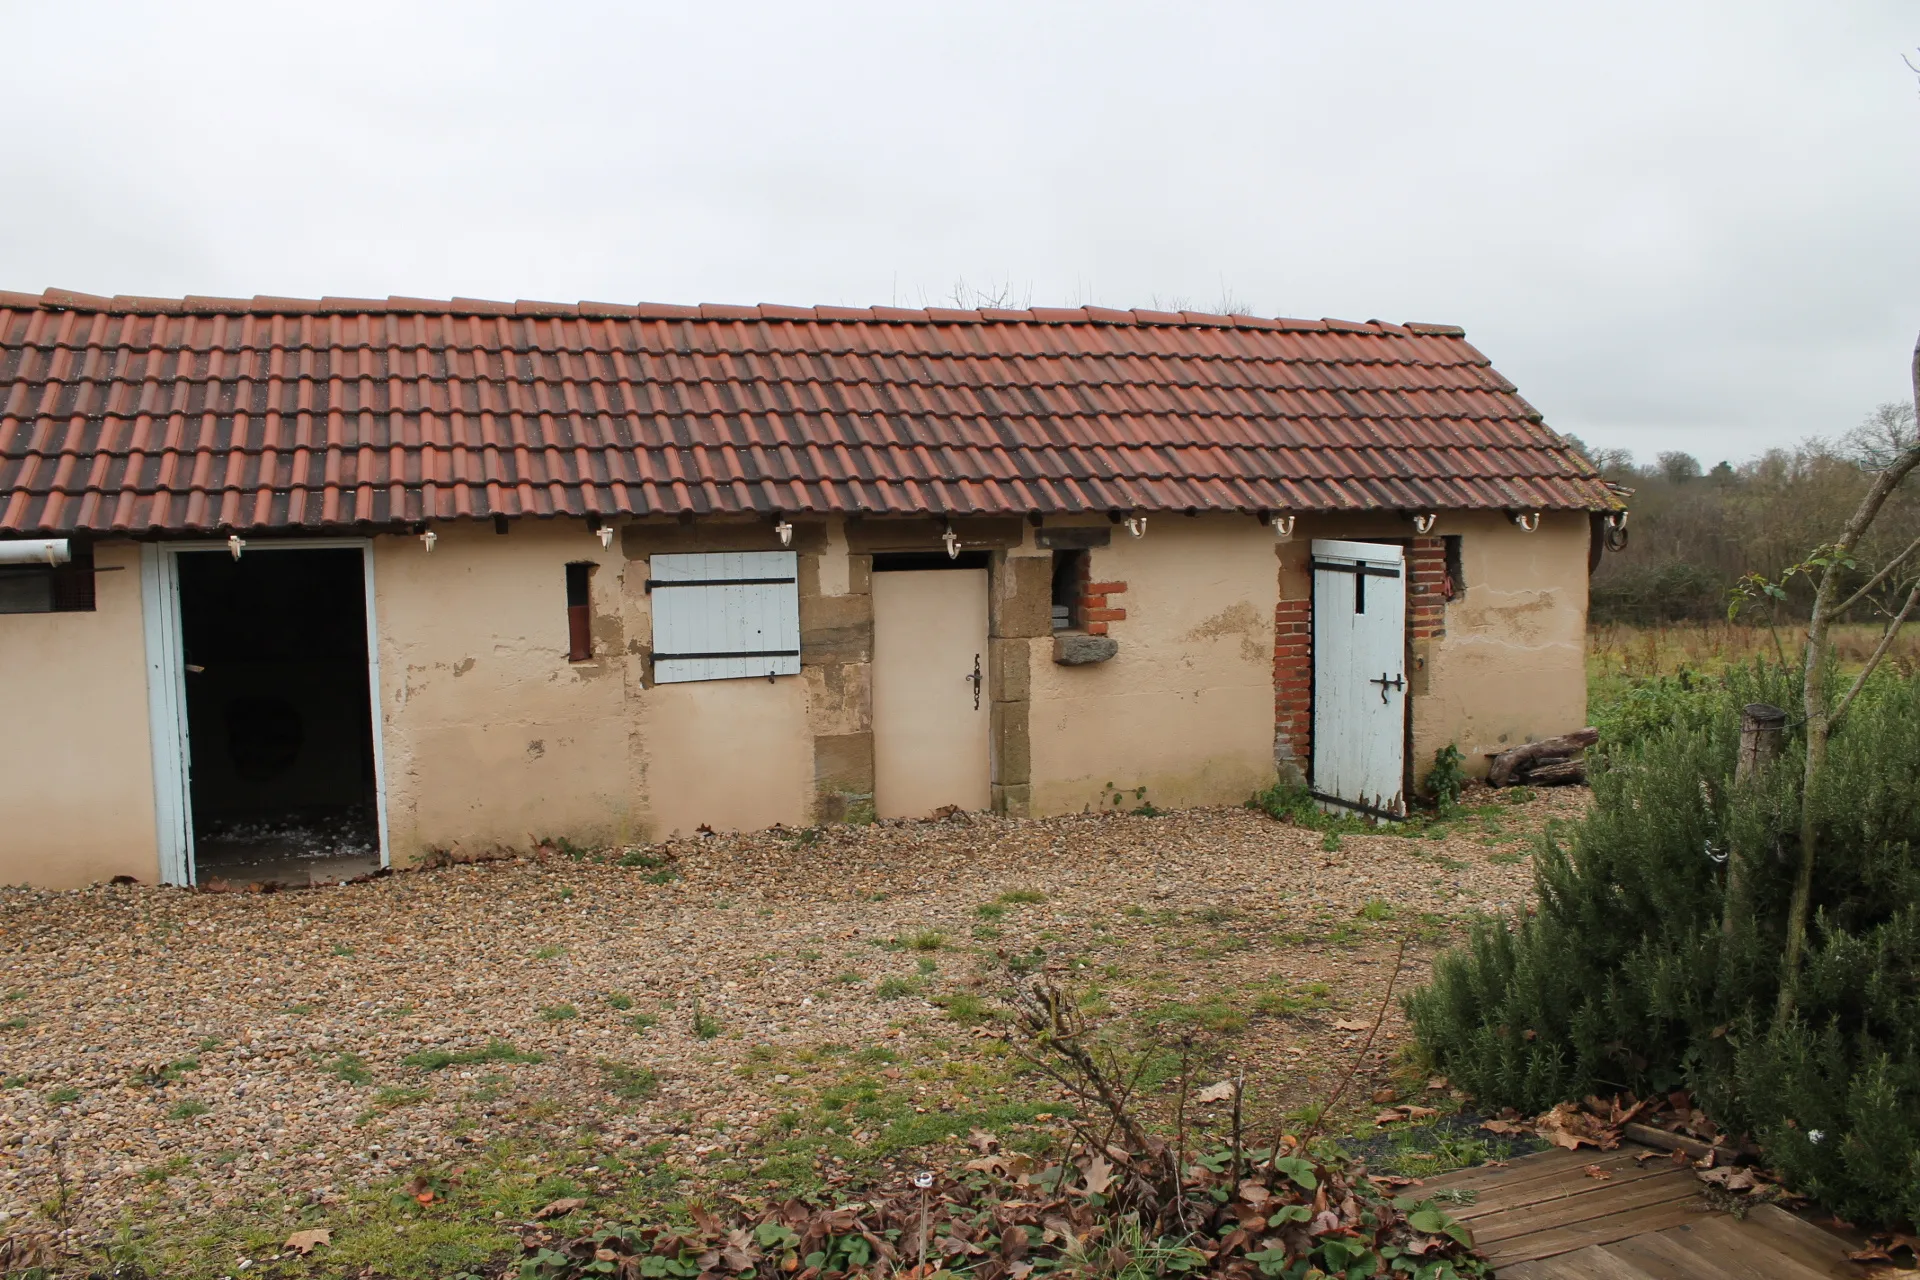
[176,548,379,887]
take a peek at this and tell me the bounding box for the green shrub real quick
[1408,661,1920,1226]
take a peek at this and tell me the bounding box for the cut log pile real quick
[1487,726,1599,787]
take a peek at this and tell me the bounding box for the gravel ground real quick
[0,785,1588,1260]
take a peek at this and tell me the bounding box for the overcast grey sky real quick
[3,2,1915,466]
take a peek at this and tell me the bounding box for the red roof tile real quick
[0,290,1612,536]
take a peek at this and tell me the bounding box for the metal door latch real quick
[1369,672,1405,703]
[967,654,983,710]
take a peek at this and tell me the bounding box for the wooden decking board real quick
[1452,1153,1678,1221]
[1425,1147,1602,1193]
[1675,1217,1844,1280]
[1501,1244,1662,1278]
[1404,1143,1860,1277]
[1482,1198,1708,1268]
[1601,1230,1744,1279]
[1736,1205,1863,1278]
[1471,1172,1701,1245]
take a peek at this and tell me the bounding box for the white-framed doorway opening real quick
[140,538,390,886]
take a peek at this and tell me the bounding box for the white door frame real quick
[139,538,390,885]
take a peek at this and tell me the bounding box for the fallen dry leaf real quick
[1192,1081,1237,1104]
[1582,1165,1612,1180]
[534,1197,586,1221]
[1081,1154,1115,1195]
[284,1228,330,1256]
[1480,1119,1530,1136]
[1370,1087,1400,1105]
[1333,1018,1373,1032]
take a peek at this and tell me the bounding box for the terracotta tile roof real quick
[0,289,1612,535]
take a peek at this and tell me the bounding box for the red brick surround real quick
[1273,598,1312,776]
[1077,557,1128,635]
[1409,536,1448,640]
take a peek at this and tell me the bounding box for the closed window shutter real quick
[649,551,801,683]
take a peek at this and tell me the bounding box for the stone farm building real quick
[0,290,1620,889]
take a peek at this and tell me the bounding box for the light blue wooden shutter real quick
[649,551,801,683]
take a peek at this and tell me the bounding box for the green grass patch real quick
[874,976,923,1001]
[167,1099,211,1120]
[597,1060,659,1100]
[1140,997,1248,1035]
[540,1003,579,1022]
[401,1040,544,1071]
[322,1052,373,1085]
[938,992,995,1026]
[370,1085,432,1110]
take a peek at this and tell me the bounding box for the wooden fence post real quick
[1724,702,1787,937]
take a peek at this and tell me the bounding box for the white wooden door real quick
[872,569,991,818]
[1311,539,1408,818]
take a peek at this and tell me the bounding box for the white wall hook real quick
[598,524,615,549]
[942,526,960,560]
[227,534,245,560]
[1124,515,1147,538]
[1512,511,1541,532]
[1272,514,1296,539]
[420,529,437,553]
[1412,512,1439,534]
[776,519,794,548]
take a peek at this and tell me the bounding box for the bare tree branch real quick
[1833,531,1920,617]
[1830,577,1920,728]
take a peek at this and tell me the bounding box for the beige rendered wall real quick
[1417,511,1589,775]
[1028,517,1281,815]
[0,541,160,888]
[374,521,636,861]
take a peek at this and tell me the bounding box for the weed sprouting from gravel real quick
[402,1040,544,1071]
[322,1052,372,1084]
[597,1060,659,1100]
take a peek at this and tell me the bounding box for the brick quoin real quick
[1075,558,1126,637]
[1272,597,1313,776]
[1408,535,1448,641]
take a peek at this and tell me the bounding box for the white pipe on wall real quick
[0,539,70,565]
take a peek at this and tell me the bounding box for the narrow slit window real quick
[1050,549,1085,631]
[0,544,96,615]
[1442,535,1464,600]
[565,562,593,661]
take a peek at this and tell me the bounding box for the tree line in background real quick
[1568,402,1920,625]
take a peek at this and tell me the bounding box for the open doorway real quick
[175,547,381,887]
